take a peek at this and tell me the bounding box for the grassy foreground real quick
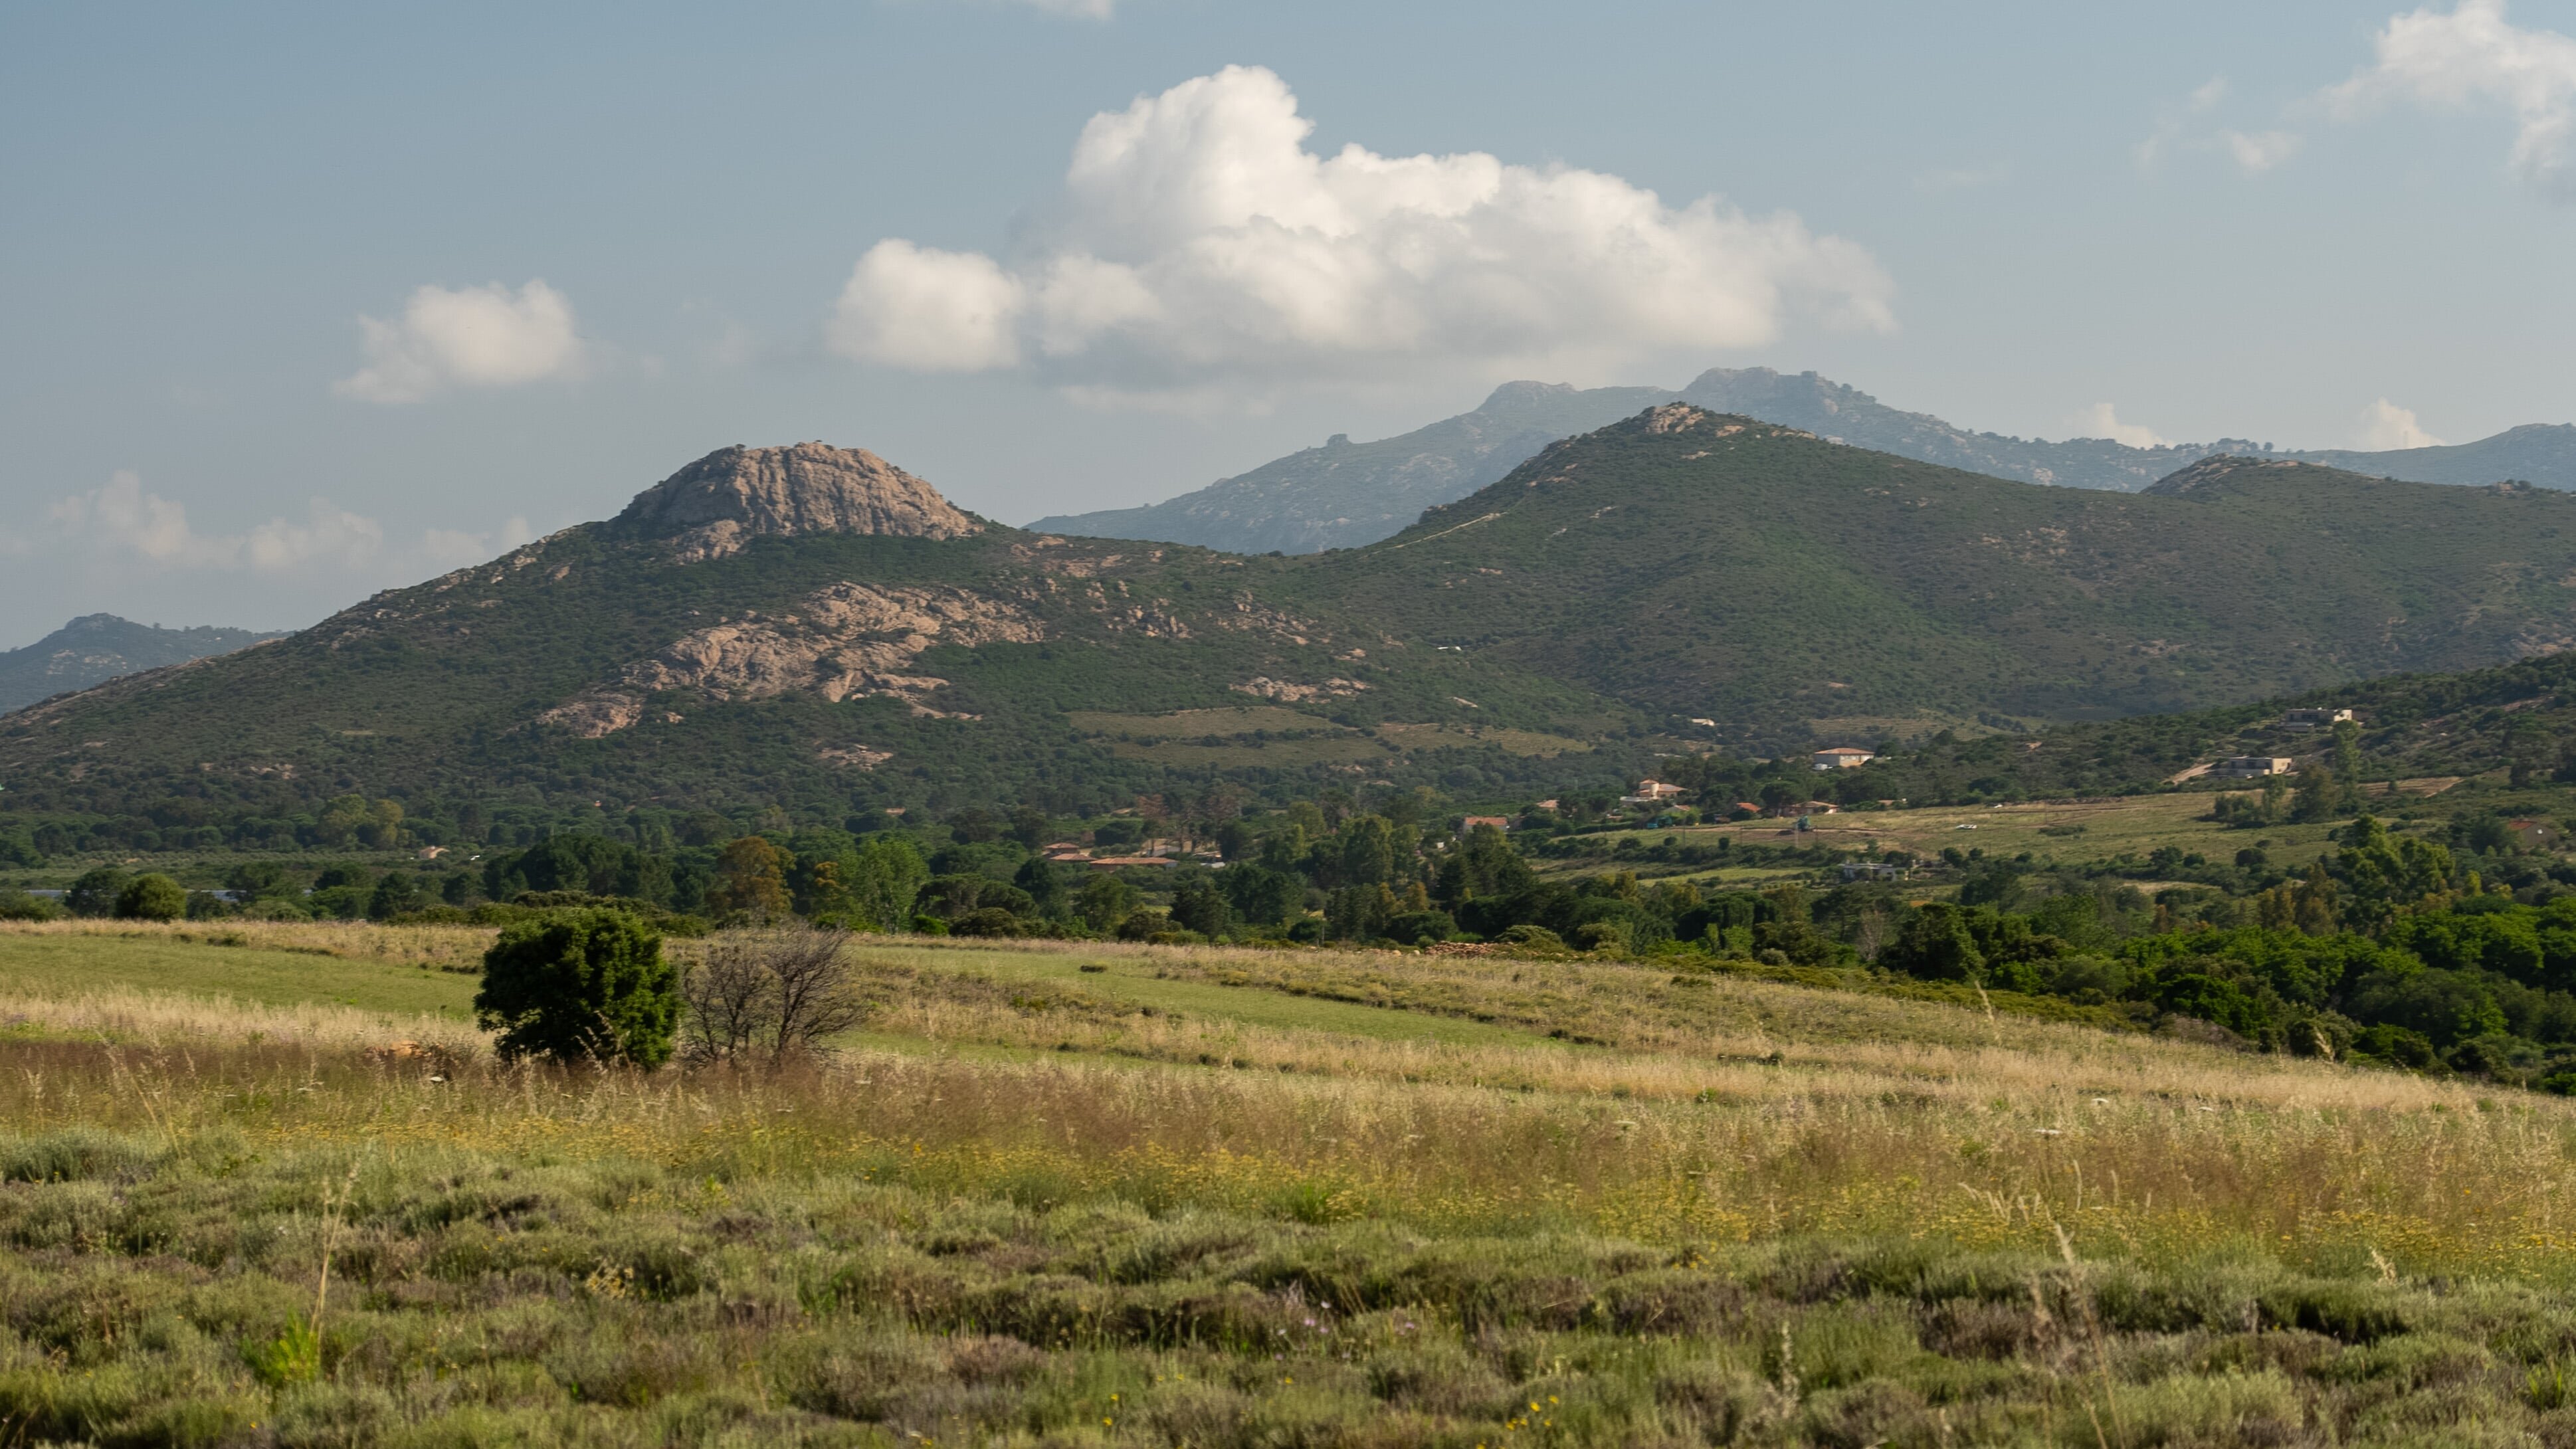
[10,925,2576,1445]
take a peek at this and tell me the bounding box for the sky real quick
[4,0,2575,646]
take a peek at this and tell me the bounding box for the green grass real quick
[11,923,2576,1446]
[0,929,478,1018]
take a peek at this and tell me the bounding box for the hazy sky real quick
[5,0,2575,645]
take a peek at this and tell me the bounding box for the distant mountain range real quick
[1031,367,2576,553]
[0,615,284,715]
[15,418,2576,829]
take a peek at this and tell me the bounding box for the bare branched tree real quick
[761,927,862,1061]
[679,927,861,1066]
[678,935,773,1064]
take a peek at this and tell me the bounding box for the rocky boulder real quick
[614,442,983,561]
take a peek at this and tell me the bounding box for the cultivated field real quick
[8,921,2576,1444]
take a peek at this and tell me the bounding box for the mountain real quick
[1033,367,2576,553]
[2282,424,2576,490]
[1274,414,2576,737]
[13,419,2576,836]
[0,615,284,715]
[1026,380,1669,553]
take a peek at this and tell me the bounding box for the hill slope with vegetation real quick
[14,418,2576,840]
[0,614,284,714]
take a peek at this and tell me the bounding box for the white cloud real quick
[336,280,586,403]
[828,241,1026,371]
[827,65,1894,396]
[2332,0,2576,199]
[47,472,385,571]
[2358,398,2447,449]
[2223,130,2305,171]
[2066,403,2170,449]
[422,516,536,567]
[2139,76,2305,174]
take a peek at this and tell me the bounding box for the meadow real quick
[9,921,2576,1445]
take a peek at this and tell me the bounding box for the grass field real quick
[13,922,2576,1444]
[1613,793,2361,871]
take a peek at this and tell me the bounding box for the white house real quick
[1812,747,1876,771]
[2215,756,2296,779]
[2280,708,2353,732]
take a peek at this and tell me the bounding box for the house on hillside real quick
[1813,747,1876,771]
[2215,756,2296,779]
[1459,815,1512,832]
[2281,708,2354,731]
[1840,862,1904,883]
[1619,780,1685,807]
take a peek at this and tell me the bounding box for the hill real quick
[14,420,2576,835]
[0,614,284,714]
[1035,366,2576,554]
[1279,415,2576,741]
[1860,634,2576,805]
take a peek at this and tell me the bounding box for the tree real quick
[475,909,678,1066]
[1336,816,1395,887]
[367,872,426,920]
[680,927,863,1066]
[1074,875,1138,934]
[2331,718,2365,808]
[1169,870,1231,937]
[65,867,128,918]
[846,836,930,930]
[1435,824,1534,907]
[2291,765,2337,824]
[116,874,187,921]
[707,837,791,919]
[1880,902,1985,982]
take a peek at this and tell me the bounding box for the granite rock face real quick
[615,442,983,561]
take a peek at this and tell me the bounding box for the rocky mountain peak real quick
[615,442,983,562]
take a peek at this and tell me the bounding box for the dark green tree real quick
[474,910,678,1066]
[1169,870,1231,937]
[65,867,128,918]
[115,874,187,921]
[1879,902,1985,982]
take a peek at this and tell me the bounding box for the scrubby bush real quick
[474,909,678,1067]
[0,888,64,921]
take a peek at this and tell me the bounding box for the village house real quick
[1812,746,1876,771]
[1840,861,1904,883]
[2280,708,2354,731]
[1459,815,1512,832]
[2215,756,2296,779]
[1619,780,1685,807]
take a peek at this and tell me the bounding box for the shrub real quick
[0,888,64,921]
[115,874,188,922]
[949,908,1025,938]
[474,909,678,1067]
[1383,910,1457,946]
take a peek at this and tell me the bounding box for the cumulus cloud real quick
[47,473,385,571]
[336,280,585,403]
[2358,398,2447,449]
[2066,403,2170,449]
[2331,0,2576,199]
[827,66,1894,395]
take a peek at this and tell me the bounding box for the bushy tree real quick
[475,909,678,1066]
[1880,902,1985,982]
[115,874,187,921]
[66,867,128,918]
[706,838,791,919]
[846,836,929,929]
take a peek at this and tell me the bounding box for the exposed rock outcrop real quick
[615,442,983,562]
[537,582,1041,733]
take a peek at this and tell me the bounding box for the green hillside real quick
[1293,409,2576,741]
[12,415,2576,838]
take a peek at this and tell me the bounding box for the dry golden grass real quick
[0,916,497,970]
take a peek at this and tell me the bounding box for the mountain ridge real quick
[0,615,287,716]
[1033,367,2576,554]
[15,415,2576,829]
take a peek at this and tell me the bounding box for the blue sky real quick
[4,0,2573,644]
